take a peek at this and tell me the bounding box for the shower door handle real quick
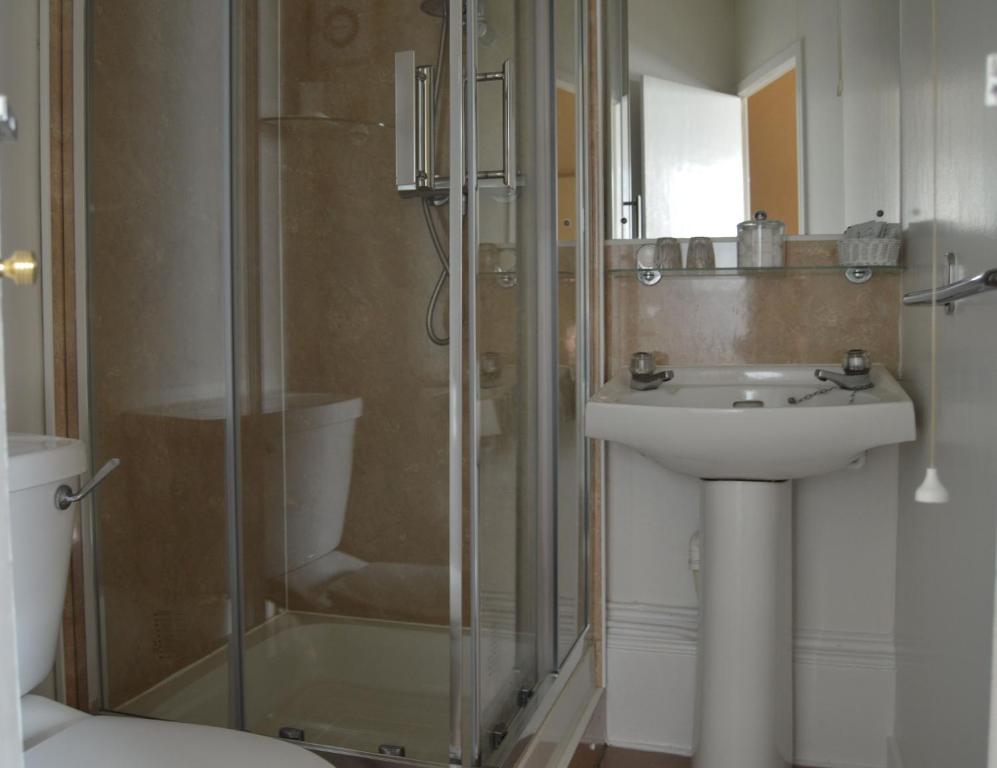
[501,59,516,190]
[476,59,516,191]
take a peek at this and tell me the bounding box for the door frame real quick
[737,40,808,234]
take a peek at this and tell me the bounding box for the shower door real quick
[469,1,547,760]
[235,1,457,760]
[468,0,588,762]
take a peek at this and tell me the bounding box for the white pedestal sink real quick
[587,364,915,768]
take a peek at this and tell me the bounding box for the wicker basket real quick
[836,237,902,266]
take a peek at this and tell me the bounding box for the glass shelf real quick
[607,264,904,277]
[259,114,388,129]
[478,270,576,281]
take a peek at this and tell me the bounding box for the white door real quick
[0,1,45,434]
[640,75,743,239]
[0,2,27,759]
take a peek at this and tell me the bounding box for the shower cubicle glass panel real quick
[553,0,587,667]
[237,1,453,758]
[84,1,587,765]
[85,0,235,726]
[471,0,587,760]
[472,1,541,758]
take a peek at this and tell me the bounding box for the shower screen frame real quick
[73,0,590,766]
[463,0,592,764]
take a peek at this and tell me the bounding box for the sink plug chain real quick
[788,384,838,405]
[788,385,859,405]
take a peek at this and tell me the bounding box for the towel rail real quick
[903,267,997,310]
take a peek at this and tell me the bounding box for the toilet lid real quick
[25,714,331,768]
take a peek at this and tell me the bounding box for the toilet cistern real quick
[8,435,329,768]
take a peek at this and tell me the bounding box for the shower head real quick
[419,0,447,17]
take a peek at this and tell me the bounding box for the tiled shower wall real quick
[276,2,452,624]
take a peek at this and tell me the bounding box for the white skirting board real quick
[605,602,895,768]
[886,737,903,768]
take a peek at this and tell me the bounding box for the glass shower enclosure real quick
[81,1,588,766]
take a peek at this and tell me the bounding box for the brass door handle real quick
[0,251,37,285]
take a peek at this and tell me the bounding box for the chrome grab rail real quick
[903,267,997,308]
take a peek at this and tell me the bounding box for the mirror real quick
[604,0,900,239]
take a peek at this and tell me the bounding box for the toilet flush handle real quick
[55,458,121,511]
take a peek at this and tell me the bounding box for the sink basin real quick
[587,363,916,768]
[586,364,915,480]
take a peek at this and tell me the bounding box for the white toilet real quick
[8,434,330,768]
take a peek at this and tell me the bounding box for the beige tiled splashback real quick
[604,239,901,375]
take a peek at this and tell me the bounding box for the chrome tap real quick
[814,349,874,391]
[630,352,674,391]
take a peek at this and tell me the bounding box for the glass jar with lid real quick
[737,210,785,268]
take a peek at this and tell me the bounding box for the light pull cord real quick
[916,0,949,504]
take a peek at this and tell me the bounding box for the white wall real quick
[605,444,899,767]
[627,0,738,94]
[893,0,997,766]
[0,2,46,433]
[734,0,901,234]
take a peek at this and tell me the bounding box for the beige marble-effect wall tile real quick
[605,240,901,375]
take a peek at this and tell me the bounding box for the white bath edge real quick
[515,643,601,768]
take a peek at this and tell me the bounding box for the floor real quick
[592,746,812,768]
[600,750,688,768]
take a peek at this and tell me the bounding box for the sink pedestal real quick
[693,480,793,768]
